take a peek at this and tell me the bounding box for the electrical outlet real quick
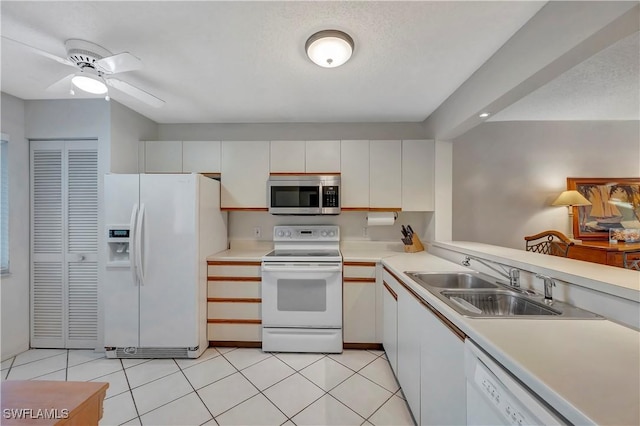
[253,227,262,238]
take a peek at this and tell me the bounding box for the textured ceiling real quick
[489,31,640,121]
[1,1,547,124]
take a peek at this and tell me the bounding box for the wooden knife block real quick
[404,234,425,253]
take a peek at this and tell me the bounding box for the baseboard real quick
[208,341,384,351]
[209,341,262,348]
[343,343,384,350]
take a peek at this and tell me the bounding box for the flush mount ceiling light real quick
[478,112,491,118]
[71,68,108,95]
[305,30,354,68]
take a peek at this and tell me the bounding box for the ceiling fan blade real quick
[96,52,142,74]
[45,73,75,92]
[105,78,165,108]
[2,36,75,67]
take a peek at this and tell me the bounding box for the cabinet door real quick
[382,277,398,375]
[144,141,182,172]
[183,141,221,173]
[370,140,401,208]
[221,141,270,208]
[420,305,466,425]
[340,140,370,208]
[402,140,435,211]
[305,140,340,173]
[397,283,423,423]
[270,140,305,173]
[344,264,376,344]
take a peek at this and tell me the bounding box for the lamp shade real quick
[552,190,591,207]
[305,30,354,68]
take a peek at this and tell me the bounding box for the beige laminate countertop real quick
[207,248,271,262]
[382,252,640,426]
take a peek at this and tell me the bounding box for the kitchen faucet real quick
[462,256,521,288]
[536,274,557,305]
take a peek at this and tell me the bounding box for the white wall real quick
[228,211,431,243]
[110,101,157,173]
[1,93,29,360]
[451,120,640,249]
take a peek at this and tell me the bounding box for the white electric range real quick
[261,225,343,353]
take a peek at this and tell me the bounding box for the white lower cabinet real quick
[382,269,399,376]
[384,266,467,425]
[343,262,378,344]
[397,280,424,423]
[419,302,466,425]
[207,261,262,343]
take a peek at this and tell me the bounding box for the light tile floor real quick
[2,348,415,426]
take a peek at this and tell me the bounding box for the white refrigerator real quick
[103,173,227,358]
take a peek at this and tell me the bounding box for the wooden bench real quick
[1,381,109,425]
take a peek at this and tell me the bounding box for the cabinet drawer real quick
[208,281,261,299]
[208,262,261,277]
[208,323,261,341]
[207,301,261,320]
[344,263,376,280]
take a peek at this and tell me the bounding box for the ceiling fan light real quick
[71,74,108,94]
[306,30,354,68]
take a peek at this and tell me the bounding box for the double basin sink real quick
[404,271,602,319]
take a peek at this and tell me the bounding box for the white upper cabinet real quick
[269,140,340,173]
[221,141,270,208]
[369,140,402,209]
[270,141,305,173]
[305,140,340,173]
[141,141,221,173]
[402,139,435,211]
[182,141,221,173]
[340,140,370,208]
[144,141,182,173]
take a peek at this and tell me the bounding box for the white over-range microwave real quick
[267,175,340,215]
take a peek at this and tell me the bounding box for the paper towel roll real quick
[366,212,396,227]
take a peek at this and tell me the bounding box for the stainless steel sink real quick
[441,290,560,316]
[403,271,603,319]
[406,272,499,289]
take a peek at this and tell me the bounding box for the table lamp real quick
[552,190,592,240]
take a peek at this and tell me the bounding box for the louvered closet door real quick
[31,140,98,348]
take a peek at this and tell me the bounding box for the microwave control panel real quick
[322,186,339,207]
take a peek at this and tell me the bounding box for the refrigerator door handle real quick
[129,204,139,286]
[136,203,146,286]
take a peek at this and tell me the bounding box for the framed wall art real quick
[567,177,640,241]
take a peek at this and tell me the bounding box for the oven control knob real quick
[321,231,327,237]
[328,231,335,237]
[285,231,291,237]
[277,230,284,237]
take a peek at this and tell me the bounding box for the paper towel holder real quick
[366,211,398,226]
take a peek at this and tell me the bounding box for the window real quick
[1,139,8,273]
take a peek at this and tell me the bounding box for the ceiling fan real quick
[2,36,165,108]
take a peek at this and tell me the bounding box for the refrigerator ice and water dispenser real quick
[107,225,131,267]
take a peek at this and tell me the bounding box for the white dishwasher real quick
[464,339,568,425]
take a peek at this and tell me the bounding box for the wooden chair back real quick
[524,230,574,257]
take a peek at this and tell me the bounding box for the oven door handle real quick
[262,263,342,273]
